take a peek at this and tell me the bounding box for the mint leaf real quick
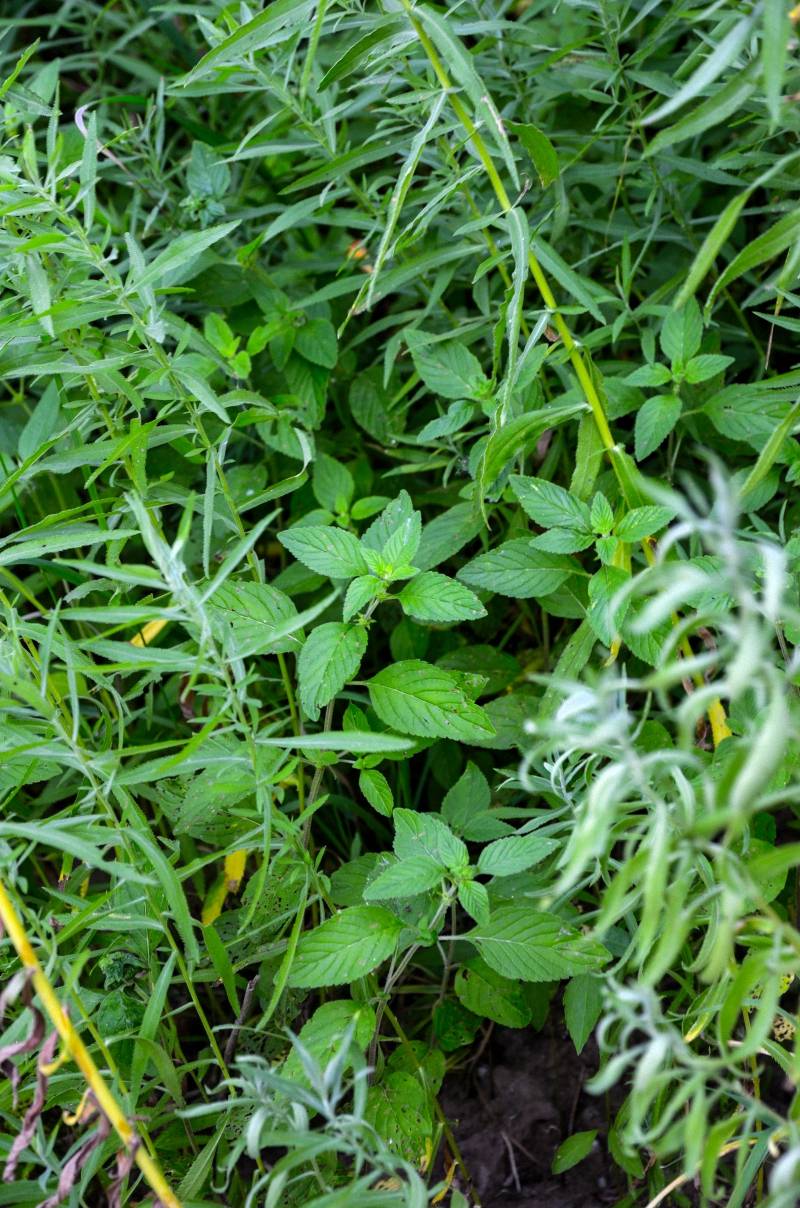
[510,475,591,531]
[287,906,403,988]
[615,505,675,541]
[458,540,571,599]
[410,337,488,400]
[364,855,444,900]
[564,974,603,1054]
[398,571,486,624]
[634,393,681,461]
[477,832,559,877]
[393,808,468,871]
[660,298,703,364]
[278,525,368,578]
[465,906,608,981]
[297,621,367,721]
[455,956,532,1027]
[359,768,394,817]
[208,581,302,656]
[368,660,496,743]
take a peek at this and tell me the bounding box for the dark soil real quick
[441,1024,626,1207]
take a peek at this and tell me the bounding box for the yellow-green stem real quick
[0,878,182,1208]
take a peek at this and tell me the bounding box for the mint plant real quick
[1,4,800,1207]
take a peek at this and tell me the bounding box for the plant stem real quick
[0,878,182,1208]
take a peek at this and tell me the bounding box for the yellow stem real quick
[0,878,182,1208]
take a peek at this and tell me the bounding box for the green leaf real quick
[458,540,572,599]
[359,768,394,817]
[398,571,486,624]
[18,382,59,461]
[590,492,614,534]
[364,855,444,900]
[684,353,733,383]
[287,906,403,988]
[130,222,239,290]
[587,566,629,646]
[551,1130,598,1174]
[624,363,672,387]
[410,337,488,400]
[564,974,604,1054]
[635,394,682,461]
[393,808,468,872]
[675,189,749,308]
[278,524,368,578]
[296,317,337,369]
[645,66,756,156]
[709,207,800,306]
[313,452,354,512]
[298,622,368,721]
[343,574,382,621]
[763,0,790,129]
[319,17,405,90]
[615,506,675,541]
[365,1071,433,1164]
[509,121,559,187]
[457,880,491,926]
[415,502,483,571]
[464,906,608,982]
[208,581,302,657]
[184,0,315,80]
[442,761,491,833]
[510,475,591,531]
[480,401,586,490]
[644,10,757,126]
[368,660,496,743]
[455,956,532,1027]
[283,1000,377,1085]
[661,298,703,364]
[477,833,559,877]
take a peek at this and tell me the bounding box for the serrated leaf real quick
[398,571,486,624]
[343,574,381,621]
[278,525,368,578]
[684,353,733,384]
[457,880,490,926]
[393,808,468,871]
[287,906,403,988]
[298,622,367,721]
[634,394,681,461]
[455,956,532,1027]
[464,906,607,982]
[411,338,487,400]
[477,833,559,877]
[208,581,302,656]
[295,317,337,368]
[615,505,674,541]
[368,660,496,742]
[364,854,443,900]
[510,475,591,531]
[624,363,672,387]
[459,539,571,599]
[359,768,394,817]
[442,761,491,832]
[661,298,703,363]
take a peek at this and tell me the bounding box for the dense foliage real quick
[2,1,800,1205]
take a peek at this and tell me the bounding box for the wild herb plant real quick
[1,2,800,1205]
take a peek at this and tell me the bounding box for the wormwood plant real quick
[2,1,800,1205]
